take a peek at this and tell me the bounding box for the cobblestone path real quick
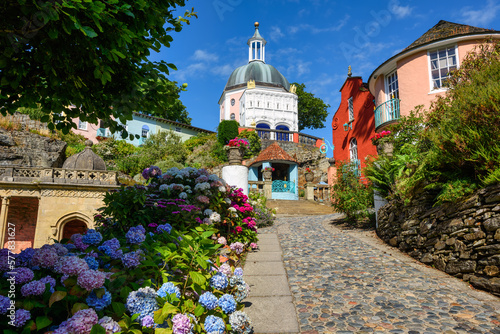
[260,215,500,334]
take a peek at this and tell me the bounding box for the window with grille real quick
[78,120,87,130]
[348,97,354,122]
[429,45,457,90]
[386,70,399,100]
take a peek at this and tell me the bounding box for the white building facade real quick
[219,23,298,138]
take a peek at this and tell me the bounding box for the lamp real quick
[343,122,352,131]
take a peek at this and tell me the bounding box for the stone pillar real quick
[222,165,249,196]
[306,183,315,201]
[263,181,272,199]
[0,196,11,247]
[373,190,388,229]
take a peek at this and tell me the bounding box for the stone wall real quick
[377,184,500,296]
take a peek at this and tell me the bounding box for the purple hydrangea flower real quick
[71,234,89,251]
[157,282,180,299]
[141,315,155,328]
[218,263,232,276]
[52,243,69,256]
[86,287,112,311]
[218,294,236,314]
[13,309,31,327]
[53,321,69,334]
[7,267,34,284]
[66,308,98,334]
[209,272,228,290]
[77,269,105,291]
[82,229,103,246]
[126,287,159,321]
[234,267,243,276]
[0,249,10,272]
[204,315,225,334]
[31,247,59,269]
[229,242,245,255]
[98,316,121,333]
[172,313,192,334]
[98,238,121,259]
[39,275,56,293]
[121,250,144,269]
[21,280,46,297]
[199,292,218,310]
[54,256,89,276]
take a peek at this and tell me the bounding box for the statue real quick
[290,84,296,94]
[348,65,352,77]
[247,80,255,89]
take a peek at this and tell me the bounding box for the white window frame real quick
[230,113,235,120]
[385,70,399,101]
[427,44,458,93]
[175,127,182,133]
[78,120,87,130]
[348,97,354,122]
[141,128,149,138]
[349,138,358,162]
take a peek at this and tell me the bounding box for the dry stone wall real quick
[377,184,500,296]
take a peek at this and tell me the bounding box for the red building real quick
[332,71,377,175]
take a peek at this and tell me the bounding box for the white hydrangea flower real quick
[209,212,221,223]
[204,209,213,216]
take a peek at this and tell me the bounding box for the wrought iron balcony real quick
[374,98,400,129]
[97,128,110,138]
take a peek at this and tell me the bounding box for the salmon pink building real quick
[368,20,500,133]
[332,71,376,175]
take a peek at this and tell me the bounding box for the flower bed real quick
[0,167,258,333]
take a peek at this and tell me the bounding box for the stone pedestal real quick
[263,181,272,199]
[305,183,315,201]
[373,190,388,229]
[222,165,249,196]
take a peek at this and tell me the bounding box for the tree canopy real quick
[0,0,195,137]
[292,82,330,131]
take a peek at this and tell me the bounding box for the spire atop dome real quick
[247,22,266,63]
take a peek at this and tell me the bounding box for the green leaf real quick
[49,291,67,307]
[81,26,98,38]
[189,271,206,285]
[48,29,58,39]
[90,324,107,334]
[71,303,89,315]
[154,328,172,334]
[194,304,204,317]
[111,301,126,316]
[35,316,52,330]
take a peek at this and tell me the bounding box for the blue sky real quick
[149,0,500,157]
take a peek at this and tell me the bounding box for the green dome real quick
[225,61,290,91]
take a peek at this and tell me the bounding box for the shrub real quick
[248,192,276,227]
[217,120,239,146]
[331,160,374,223]
[238,130,261,158]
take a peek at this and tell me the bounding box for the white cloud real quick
[459,0,500,27]
[192,49,219,62]
[289,14,350,34]
[389,1,413,19]
[269,26,285,41]
[285,60,312,78]
[171,63,208,82]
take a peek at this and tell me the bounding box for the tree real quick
[0,0,196,136]
[292,82,330,131]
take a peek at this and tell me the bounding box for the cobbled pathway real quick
[259,214,500,334]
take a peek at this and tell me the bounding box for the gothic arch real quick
[53,212,93,241]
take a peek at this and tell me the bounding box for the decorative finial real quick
[347,65,352,77]
[255,22,259,28]
[85,140,93,148]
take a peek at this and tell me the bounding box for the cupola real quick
[247,22,267,63]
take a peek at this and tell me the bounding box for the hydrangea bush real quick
[0,167,256,334]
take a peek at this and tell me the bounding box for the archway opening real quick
[62,219,88,241]
[276,125,290,141]
[256,123,270,139]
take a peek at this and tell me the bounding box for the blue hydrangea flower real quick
[234,267,243,276]
[218,294,236,314]
[39,276,56,293]
[14,309,31,327]
[157,282,180,299]
[199,292,218,310]
[85,257,99,270]
[126,287,159,321]
[122,250,144,269]
[15,248,35,267]
[141,315,155,328]
[81,229,103,245]
[209,272,228,290]
[86,287,112,311]
[229,311,252,334]
[0,295,11,314]
[204,315,225,334]
[98,238,121,259]
[63,244,76,251]
[157,223,172,234]
[126,228,146,245]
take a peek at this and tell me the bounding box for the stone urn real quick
[376,142,394,157]
[227,147,245,165]
[305,172,314,183]
[263,170,272,181]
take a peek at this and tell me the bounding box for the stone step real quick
[266,199,334,216]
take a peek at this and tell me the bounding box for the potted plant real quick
[261,166,274,181]
[225,137,250,165]
[370,130,393,156]
[305,167,314,182]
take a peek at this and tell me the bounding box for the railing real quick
[248,181,264,194]
[342,159,361,177]
[374,98,400,129]
[250,128,321,147]
[272,180,295,193]
[0,167,118,185]
[314,184,331,203]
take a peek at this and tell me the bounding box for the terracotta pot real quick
[227,147,245,165]
[305,172,314,183]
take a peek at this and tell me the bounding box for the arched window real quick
[142,125,149,137]
[276,125,290,141]
[230,113,235,120]
[62,220,88,240]
[256,123,270,139]
[349,138,358,161]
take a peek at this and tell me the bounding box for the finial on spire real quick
[348,65,352,77]
[255,22,259,28]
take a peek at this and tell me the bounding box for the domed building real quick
[219,23,298,139]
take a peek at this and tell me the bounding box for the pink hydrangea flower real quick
[77,269,106,291]
[217,237,227,245]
